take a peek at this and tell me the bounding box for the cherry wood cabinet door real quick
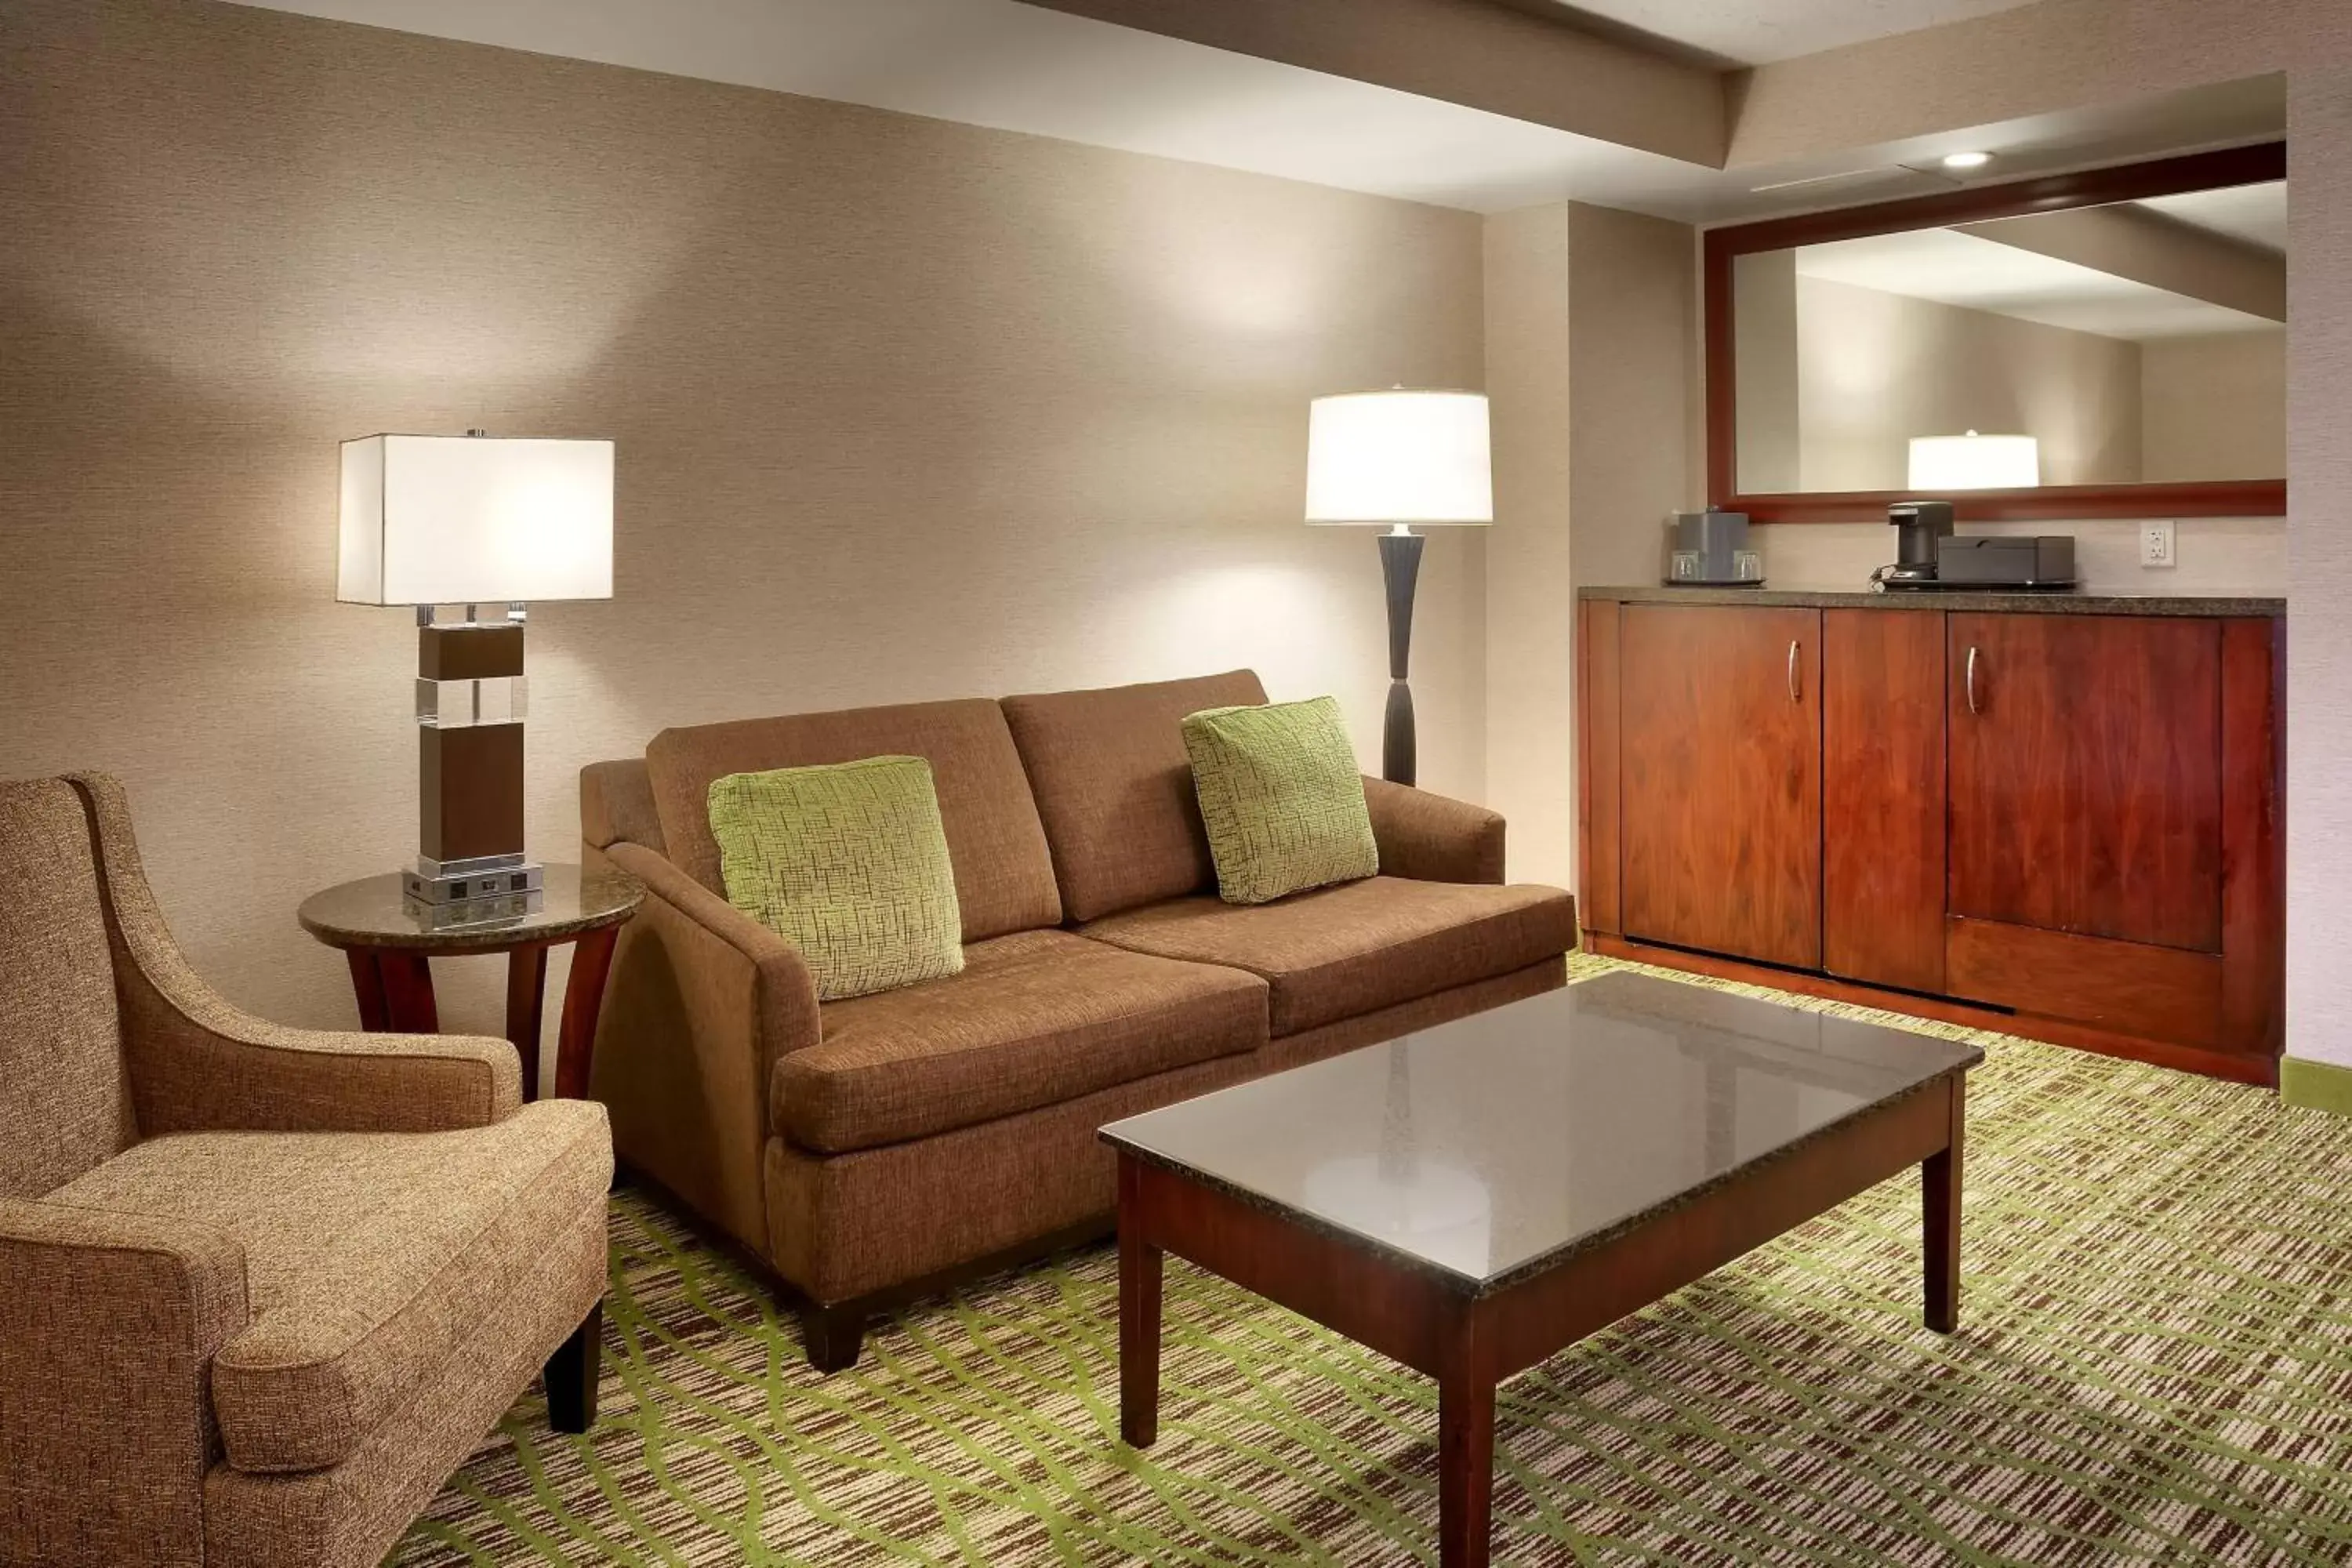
[1947,613,2223,953]
[1822,609,1947,993]
[1619,604,1821,970]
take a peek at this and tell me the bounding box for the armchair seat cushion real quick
[42,1099,612,1475]
[774,929,1268,1154]
[1081,877,1578,1036]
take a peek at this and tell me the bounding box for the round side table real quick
[298,863,644,1102]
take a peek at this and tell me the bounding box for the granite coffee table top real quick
[1101,971,1982,1297]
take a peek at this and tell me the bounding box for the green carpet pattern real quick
[391,956,2352,1566]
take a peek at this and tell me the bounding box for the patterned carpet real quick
[390,956,2352,1566]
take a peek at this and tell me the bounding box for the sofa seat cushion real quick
[1082,877,1578,1036]
[773,930,1268,1154]
[43,1100,612,1474]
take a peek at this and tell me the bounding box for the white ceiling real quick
[1540,0,2045,67]
[2137,183,2289,254]
[1792,227,2282,339]
[233,0,2282,220]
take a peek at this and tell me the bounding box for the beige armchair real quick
[0,774,613,1568]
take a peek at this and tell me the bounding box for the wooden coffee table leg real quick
[345,949,391,1031]
[505,946,550,1102]
[377,950,439,1033]
[1118,1158,1163,1449]
[1924,1076,1964,1334]
[1437,1319,1496,1568]
[553,927,619,1102]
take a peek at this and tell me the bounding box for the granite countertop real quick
[1579,585,2285,617]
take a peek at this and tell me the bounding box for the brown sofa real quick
[0,775,611,1568]
[579,670,1577,1369]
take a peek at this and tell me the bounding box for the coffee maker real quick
[1878,500,1954,588]
[1874,499,2078,590]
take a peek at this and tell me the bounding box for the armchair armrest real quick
[129,1017,522,1137]
[1363,776,1507,884]
[0,1199,249,1559]
[67,772,519,1134]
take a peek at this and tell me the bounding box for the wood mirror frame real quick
[1702,142,2288,524]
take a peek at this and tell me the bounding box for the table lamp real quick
[1305,389,1492,786]
[1908,430,2040,491]
[337,430,615,920]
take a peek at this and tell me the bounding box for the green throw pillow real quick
[706,756,964,1001]
[1182,696,1379,906]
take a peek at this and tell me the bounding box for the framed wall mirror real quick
[1704,143,2286,522]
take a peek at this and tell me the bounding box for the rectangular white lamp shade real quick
[1908,432,2039,492]
[1305,390,1492,524]
[338,434,615,604]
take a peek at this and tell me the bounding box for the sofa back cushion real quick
[1000,670,1269,922]
[0,778,133,1197]
[647,699,1062,941]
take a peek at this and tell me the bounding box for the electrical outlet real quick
[2140,519,2176,569]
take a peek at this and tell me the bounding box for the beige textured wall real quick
[1727,0,2347,1067]
[1792,275,2143,492]
[2142,331,2288,482]
[1482,205,1576,889]
[1756,515,2287,597]
[1482,200,1698,891]
[2285,67,2352,1067]
[1566,204,1701,591]
[0,0,1489,1063]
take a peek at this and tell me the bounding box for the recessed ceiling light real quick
[1942,151,1994,171]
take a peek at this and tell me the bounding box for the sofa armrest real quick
[603,841,823,1079]
[0,1199,249,1560]
[64,771,521,1134]
[1362,776,1507,884]
[590,840,822,1257]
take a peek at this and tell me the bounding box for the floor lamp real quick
[1305,390,1493,786]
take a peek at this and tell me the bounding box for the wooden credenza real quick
[1577,588,2285,1084]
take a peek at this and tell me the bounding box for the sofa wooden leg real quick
[801,1301,866,1374]
[546,1300,602,1432]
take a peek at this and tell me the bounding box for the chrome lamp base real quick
[402,852,545,906]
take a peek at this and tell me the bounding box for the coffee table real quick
[1099,970,1982,1567]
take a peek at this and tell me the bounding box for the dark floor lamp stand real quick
[1377,528,1424,786]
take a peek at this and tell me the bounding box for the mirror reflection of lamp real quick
[1301,1039,1492,1276]
[1908,430,2040,490]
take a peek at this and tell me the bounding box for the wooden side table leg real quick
[346,949,391,1032]
[377,950,439,1033]
[1437,1313,1495,1568]
[506,946,550,1103]
[1118,1157,1163,1449]
[553,926,619,1102]
[1924,1075,1965,1334]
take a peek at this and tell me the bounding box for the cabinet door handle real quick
[1965,645,1980,715]
[1787,640,1802,703]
